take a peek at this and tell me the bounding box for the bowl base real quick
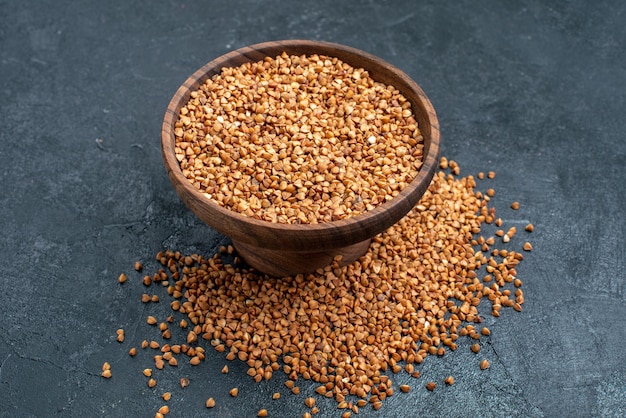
[233,238,372,277]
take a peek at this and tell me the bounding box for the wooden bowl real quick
[162,40,440,277]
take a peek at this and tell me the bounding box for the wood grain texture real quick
[233,238,371,277]
[162,40,440,276]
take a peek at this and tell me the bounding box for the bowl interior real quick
[162,40,440,252]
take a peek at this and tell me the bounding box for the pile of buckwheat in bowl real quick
[175,51,425,224]
[103,42,535,417]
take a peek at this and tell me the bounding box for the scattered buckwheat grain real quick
[110,158,533,415]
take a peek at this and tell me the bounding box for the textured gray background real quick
[1,1,625,417]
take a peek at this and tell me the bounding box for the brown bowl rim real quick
[162,39,440,250]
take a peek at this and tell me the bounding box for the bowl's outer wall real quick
[162,40,440,251]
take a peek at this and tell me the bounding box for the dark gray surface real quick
[1,1,625,417]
